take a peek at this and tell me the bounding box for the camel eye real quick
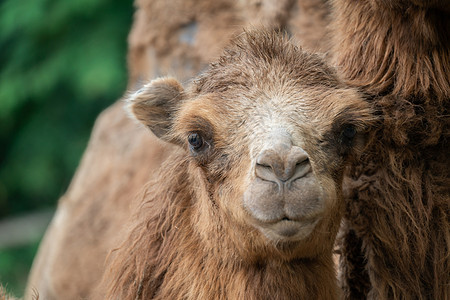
[188,133,204,151]
[342,125,356,140]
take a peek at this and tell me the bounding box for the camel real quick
[98,29,375,299]
[25,1,332,299]
[25,0,449,299]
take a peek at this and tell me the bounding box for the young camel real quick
[99,30,375,299]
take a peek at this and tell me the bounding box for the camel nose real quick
[255,145,311,184]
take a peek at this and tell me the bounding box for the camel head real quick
[127,30,374,261]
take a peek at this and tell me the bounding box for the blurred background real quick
[0,0,133,296]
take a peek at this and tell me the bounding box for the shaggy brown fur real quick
[99,30,375,299]
[330,0,450,298]
[100,158,340,299]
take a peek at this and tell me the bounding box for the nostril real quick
[291,159,312,182]
[294,157,309,171]
[256,153,274,169]
[255,146,311,183]
[255,162,279,183]
[295,157,309,167]
[256,162,271,169]
[286,148,311,181]
[291,150,309,166]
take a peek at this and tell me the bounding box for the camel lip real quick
[254,217,321,241]
[250,213,321,226]
[261,216,299,224]
[270,220,304,237]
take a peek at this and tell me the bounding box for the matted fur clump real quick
[331,0,450,299]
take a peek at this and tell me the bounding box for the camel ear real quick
[127,77,184,143]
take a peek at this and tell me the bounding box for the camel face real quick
[176,85,371,247]
[129,31,374,258]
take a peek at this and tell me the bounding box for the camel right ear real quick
[127,77,184,143]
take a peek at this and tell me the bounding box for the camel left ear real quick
[127,77,184,144]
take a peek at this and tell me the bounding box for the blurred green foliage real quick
[0,0,133,295]
[0,239,41,297]
[0,0,133,217]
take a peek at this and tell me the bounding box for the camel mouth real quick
[256,217,321,241]
[271,220,303,237]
